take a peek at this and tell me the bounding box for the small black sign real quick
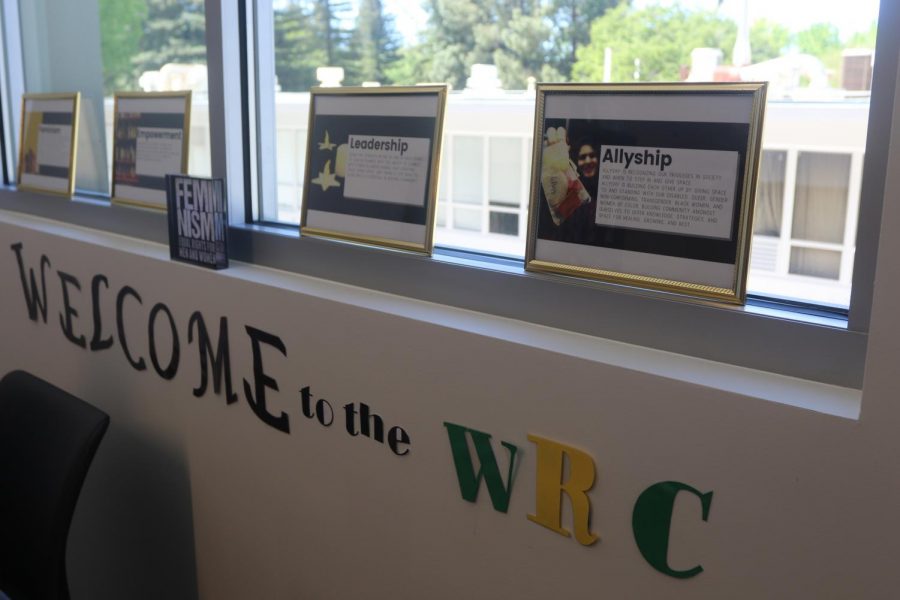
[166,175,228,269]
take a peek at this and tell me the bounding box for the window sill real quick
[0,203,862,420]
[0,187,867,390]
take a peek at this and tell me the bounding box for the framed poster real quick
[112,91,191,210]
[526,82,767,305]
[300,86,448,254]
[17,92,80,197]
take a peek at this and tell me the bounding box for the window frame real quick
[0,0,895,391]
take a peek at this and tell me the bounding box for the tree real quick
[493,8,564,88]
[749,19,790,63]
[98,0,148,94]
[414,0,560,90]
[795,23,842,85]
[549,0,623,79]
[131,0,206,76]
[384,44,433,85]
[421,0,497,89]
[795,23,841,58]
[274,2,326,91]
[311,0,353,67]
[846,21,877,49]
[572,5,736,83]
[273,0,355,91]
[346,0,400,85]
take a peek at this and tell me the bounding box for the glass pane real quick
[753,150,785,236]
[260,0,879,308]
[438,145,449,201]
[790,247,842,280]
[18,0,211,194]
[489,137,522,207]
[452,136,483,205]
[277,129,298,183]
[489,212,519,236]
[791,152,851,244]
[453,207,481,231]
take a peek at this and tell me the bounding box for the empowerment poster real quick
[113,94,189,209]
[302,90,445,253]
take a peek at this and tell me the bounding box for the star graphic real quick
[311,160,340,191]
[318,130,336,151]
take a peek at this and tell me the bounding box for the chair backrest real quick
[0,370,110,600]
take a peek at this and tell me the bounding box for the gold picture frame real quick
[300,85,448,254]
[525,82,767,305]
[17,92,81,197]
[111,91,192,210]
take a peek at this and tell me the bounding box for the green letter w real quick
[443,422,519,513]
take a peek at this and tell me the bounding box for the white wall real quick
[1,191,900,599]
[2,37,900,600]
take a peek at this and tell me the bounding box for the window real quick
[0,1,895,389]
[254,0,881,309]
[13,0,211,196]
[753,150,786,237]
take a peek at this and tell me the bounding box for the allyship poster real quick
[17,93,80,195]
[166,175,228,269]
[526,83,767,304]
[301,87,447,254]
[113,92,191,209]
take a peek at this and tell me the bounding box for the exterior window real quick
[17,0,211,195]
[257,0,879,306]
[791,152,851,244]
[451,136,483,205]
[753,150,786,236]
[489,212,519,236]
[489,137,523,208]
[790,247,842,280]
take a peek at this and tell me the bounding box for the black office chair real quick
[0,370,110,600]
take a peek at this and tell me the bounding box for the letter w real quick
[10,243,51,323]
[443,422,518,513]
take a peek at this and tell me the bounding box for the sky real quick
[382,0,881,46]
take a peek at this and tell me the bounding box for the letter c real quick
[116,285,146,371]
[632,481,713,579]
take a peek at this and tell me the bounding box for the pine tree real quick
[492,1,563,88]
[312,0,352,67]
[549,0,624,79]
[131,0,206,76]
[423,0,496,89]
[274,2,326,91]
[346,0,399,85]
[274,0,353,90]
[98,0,148,94]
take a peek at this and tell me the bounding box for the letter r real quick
[526,434,598,545]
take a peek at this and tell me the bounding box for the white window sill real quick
[0,206,861,420]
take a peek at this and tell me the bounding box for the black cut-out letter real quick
[148,303,180,380]
[188,312,237,403]
[57,271,86,348]
[242,326,290,433]
[116,285,146,371]
[10,243,51,323]
[89,274,113,350]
